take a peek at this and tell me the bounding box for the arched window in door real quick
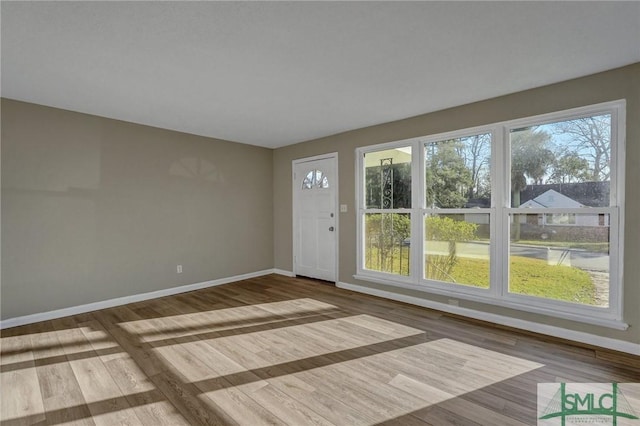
[302,169,329,189]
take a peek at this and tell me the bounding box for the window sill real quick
[353,273,628,330]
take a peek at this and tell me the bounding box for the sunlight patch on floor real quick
[119,298,341,343]
[199,338,544,425]
[152,314,424,372]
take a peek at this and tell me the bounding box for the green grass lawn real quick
[365,246,411,276]
[446,257,489,288]
[365,247,596,305]
[449,256,595,305]
[511,256,595,304]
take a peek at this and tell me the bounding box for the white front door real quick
[293,155,337,282]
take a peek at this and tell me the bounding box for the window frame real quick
[419,126,498,298]
[355,100,626,329]
[357,140,416,285]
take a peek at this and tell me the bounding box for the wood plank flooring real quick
[1,274,639,425]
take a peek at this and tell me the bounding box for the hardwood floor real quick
[1,274,638,425]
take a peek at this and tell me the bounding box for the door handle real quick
[329,226,334,232]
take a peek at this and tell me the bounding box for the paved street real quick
[424,241,609,272]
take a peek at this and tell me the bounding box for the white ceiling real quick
[2,2,639,148]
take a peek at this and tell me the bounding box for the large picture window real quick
[356,101,625,328]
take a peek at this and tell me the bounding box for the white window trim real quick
[355,100,626,329]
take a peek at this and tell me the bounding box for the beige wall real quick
[274,63,640,344]
[1,99,273,320]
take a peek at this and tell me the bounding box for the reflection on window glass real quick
[425,133,491,209]
[364,147,411,209]
[302,169,329,190]
[545,213,576,225]
[510,114,611,208]
[424,214,490,288]
[302,171,314,189]
[364,213,411,276]
[508,213,609,307]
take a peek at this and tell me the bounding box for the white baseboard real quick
[337,281,640,356]
[272,269,295,277]
[0,269,276,329]
[5,271,637,355]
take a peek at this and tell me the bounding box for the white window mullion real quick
[411,141,425,282]
[356,149,364,276]
[500,124,514,299]
[609,206,622,321]
[612,101,626,322]
[612,101,625,208]
[491,126,505,298]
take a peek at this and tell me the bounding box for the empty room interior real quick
[2,2,640,425]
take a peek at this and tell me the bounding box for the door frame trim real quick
[292,152,339,283]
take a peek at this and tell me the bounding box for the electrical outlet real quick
[177,265,183,274]
[340,204,348,213]
[448,298,459,307]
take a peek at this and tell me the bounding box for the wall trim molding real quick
[337,281,640,356]
[0,269,276,329]
[273,269,295,277]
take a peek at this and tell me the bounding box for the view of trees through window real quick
[364,213,411,275]
[424,214,490,288]
[425,133,491,209]
[509,114,612,306]
[361,109,616,310]
[423,134,491,287]
[363,148,411,275]
[511,114,611,208]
